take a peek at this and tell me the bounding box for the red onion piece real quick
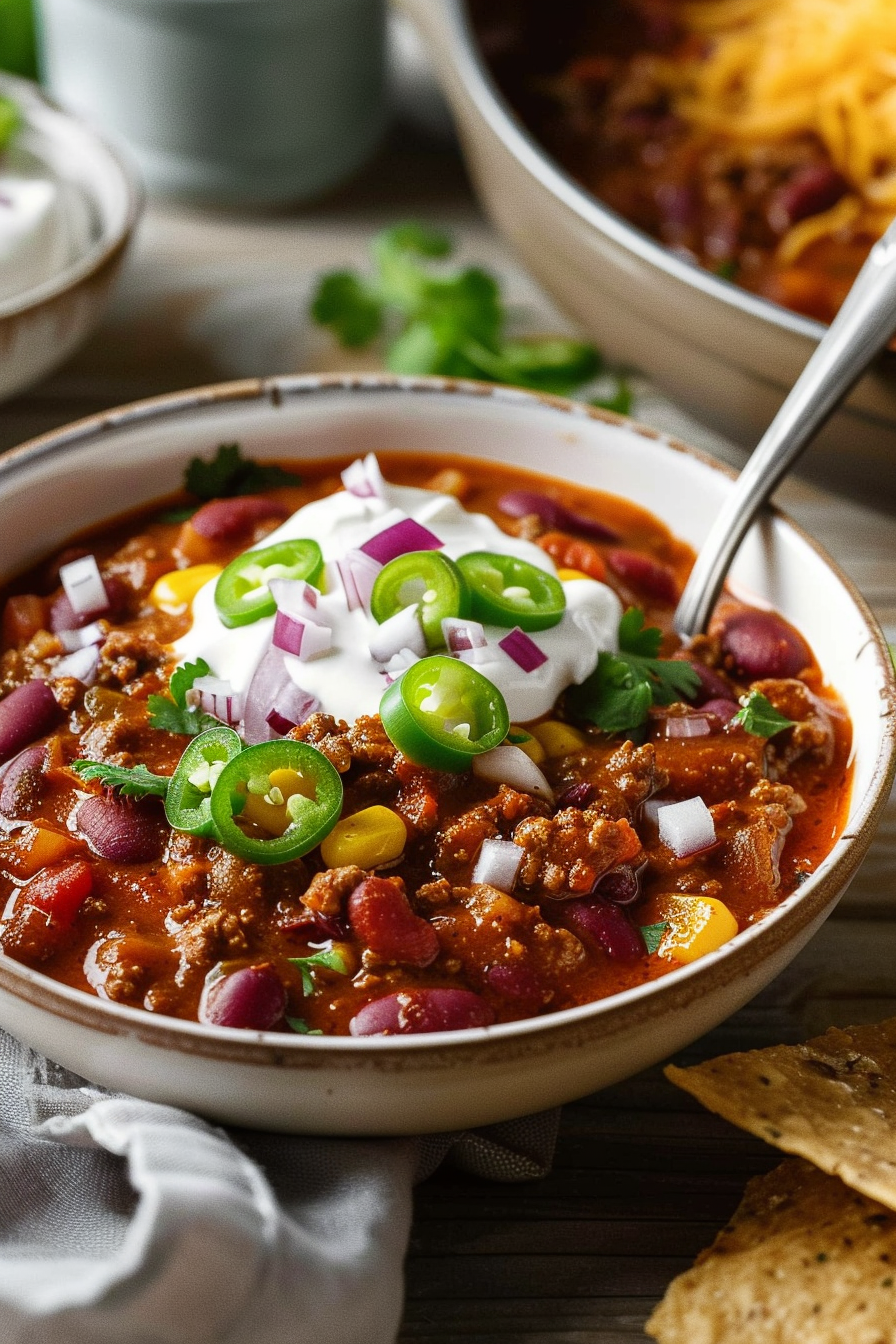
[272,609,333,661]
[498,491,620,543]
[268,578,320,616]
[53,645,100,686]
[58,621,105,653]
[359,516,443,565]
[594,863,642,906]
[473,744,553,802]
[287,909,350,941]
[59,555,109,619]
[657,797,716,858]
[50,575,127,634]
[720,608,810,679]
[200,964,287,1031]
[0,680,61,764]
[702,698,740,726]
[347,877,437,968]
[498,627,547,673]
[341,454,388,500]
[368,604,427,665]
[349,988,495,1036]
[565,895,645,961]
[187,676,243,726]
[77,794,166,863]
[664,715,711,739]
[471,837,523,891]
[442,617,487,655]
[243,647,320,744]
[335,548,382,612]
[189,495,289,542]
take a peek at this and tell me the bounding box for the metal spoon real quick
[674,214,896,638]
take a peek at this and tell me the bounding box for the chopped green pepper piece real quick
[379,655,509,771]
[214,538,323,629]
[209,740,343,865]
[456,551,565,631]
[370,550,470,649]
[165,726,243,837]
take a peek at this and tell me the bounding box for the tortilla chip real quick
[646,1158,896,1344]
[665,1019,896,1212]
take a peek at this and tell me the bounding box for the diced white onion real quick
[58,621,105,652]
[59,555,109,617]
[472,837,524,892]
[53,645,100,685]
[383,648,421,684]
[473,744,553,801]
[657,797,716,858]
[369,604,427,664]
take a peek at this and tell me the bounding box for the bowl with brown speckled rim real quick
[0,72,141,402]
[395,0,896,507]
[0,374,891,1135]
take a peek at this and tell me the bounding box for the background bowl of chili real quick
[0,373,891,1135]
[395,0,896,505]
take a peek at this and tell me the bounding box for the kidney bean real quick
[0,681,61,764]
[189,495,290,542]
[498,490,619,542]
[565,895,645,961]
[349,988,495,1036]
[486,962,543,1006]
[607,549,678,604]
[49,574,127,633]
[200,964,287,1031]
[556,781,595,810]
[702,697,740,726]
[283,909,350,941]
[347,876,439,968]
[77,794,166,863]
[770,164,849,232]
[0,744,47,817]
[720,608,810,679]
[594,864,642,906]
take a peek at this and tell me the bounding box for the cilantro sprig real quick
[72,760,170,799]
[733,691,796,738]
[289,947,349,997]
[311,222,631,408]
[640,922,669,956]
[566,608,701,735]
[148,658,220,737]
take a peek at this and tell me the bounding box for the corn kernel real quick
[653,894,739,964]
[557,568,590,582]
[11,825,80,877]
[150,564,222,615]
[531,720,586,757]
[241,768,314,836]
[320,805,407,869]
[509,726,546,765]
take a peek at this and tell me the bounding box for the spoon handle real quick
[674,214,896,638]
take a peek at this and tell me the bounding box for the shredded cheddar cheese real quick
[662,0,896,258]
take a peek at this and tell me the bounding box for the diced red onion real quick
[471,837,524,891]
[664,715,712,739]
[473,744,553,801]
[58,621,105,653]
[59,555,109,618]
[383,648,421,684]
[442,617,487,655]
[268,578,320,616]
[359,516,443,565]
[703,697,740,726]
[243,647,320,745]
[498,627,547,673]
[369,604,426,664]
[53,645,100,686]
[272,610,333,661]
[335,548,382,612]
[186,676,243,727]
[657,797,716,858]
[341,454,388,500]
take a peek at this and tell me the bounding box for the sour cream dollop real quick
[176,464,622,727]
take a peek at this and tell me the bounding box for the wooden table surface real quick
[4,129,896,1344]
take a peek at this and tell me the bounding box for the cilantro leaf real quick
[567,607,701,735]
[158,506,198,524]
[0,96,19,153]
[592,379,633,416]
[289,947,350,998]
[72,760,170,799]
[184,443,301,501]
[311,272,383,347]
[148,659,220,737]
[640,922,668,955]
[733,691,796,738]
[286,1017,324,1036]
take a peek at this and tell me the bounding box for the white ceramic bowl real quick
[397,0,896,504]
[0,375,892,1134]
[0,72,141,400]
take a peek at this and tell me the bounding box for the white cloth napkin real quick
[0,1031,558,1344]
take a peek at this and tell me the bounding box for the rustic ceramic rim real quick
[0,373,892,1071]
[0,72,142,321]
[441,0,827,346]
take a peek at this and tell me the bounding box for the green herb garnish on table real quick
[566,607,701,734]
[311,221,631,409]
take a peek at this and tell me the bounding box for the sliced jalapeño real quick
[370,550,470,649]
[379,655,509,772]
[214,538,324,629]
[457,551,565,631]
[165,726,243,838]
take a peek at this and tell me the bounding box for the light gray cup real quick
[35,0,387,205]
